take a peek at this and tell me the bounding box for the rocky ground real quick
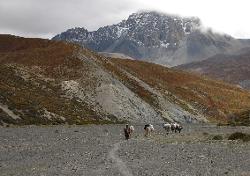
[0,124,250,176]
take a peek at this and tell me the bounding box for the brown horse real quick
[124,125,135,139]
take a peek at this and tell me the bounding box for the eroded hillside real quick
[0,35,250,125]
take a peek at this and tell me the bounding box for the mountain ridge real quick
[52,11,250,66]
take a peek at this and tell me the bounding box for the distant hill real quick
[52,11,250,66]
[175,47,250,89]
[1,35,250,125]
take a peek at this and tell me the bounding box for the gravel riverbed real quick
[0,124,250,176]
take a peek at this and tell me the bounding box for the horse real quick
[163,123,171,134]
[124,124,135,140]
[171,122,177,133]
[129,125,135,138]
[144,124,154,137]
[170,122,183,133]
[175,124,183,133]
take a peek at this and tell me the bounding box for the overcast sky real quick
[0,0,250,39]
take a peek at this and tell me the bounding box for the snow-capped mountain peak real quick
[52,11,249,66]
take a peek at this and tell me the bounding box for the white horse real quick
[129,125,135,138]
[163,123,171,134]
[144,124,154,137]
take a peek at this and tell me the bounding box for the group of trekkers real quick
[124,122,183,140]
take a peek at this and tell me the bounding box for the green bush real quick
[203,132,209,136]
[217,123,226,126]
[212,135,223,140]
[228,132,250,142]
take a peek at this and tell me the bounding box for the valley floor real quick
[0,124,250,176]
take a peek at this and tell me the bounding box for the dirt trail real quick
[109,141,133,176]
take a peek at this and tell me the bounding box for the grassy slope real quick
[175,51,250,87]
[108,58,250,122]
[0,35,115,125]
[0,35,250,125]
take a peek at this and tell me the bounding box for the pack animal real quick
[171,122,183,133]
[144,124,154,137]
[163,123,171,134]
[124,124,134,140]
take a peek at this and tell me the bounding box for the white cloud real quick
[137,0,250,38]
[0,0,249,39]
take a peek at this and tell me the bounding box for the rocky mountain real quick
[52,11,250,66]
[175,47,250,89]
[1,35,250,125]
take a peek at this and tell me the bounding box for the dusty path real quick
[109,141,133,176]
